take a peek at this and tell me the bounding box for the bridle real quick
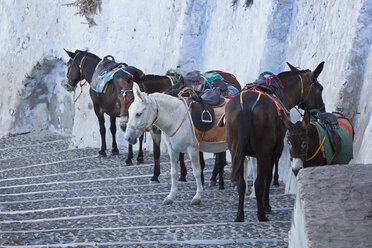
[67,52,89,89]
[120,89,133,117]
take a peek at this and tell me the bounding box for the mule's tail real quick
[230,110,252,182]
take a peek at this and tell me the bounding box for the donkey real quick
[281,110,354,175]
[222,62,326,222]
[118,74,191,183]
[64,49,144,164]
[125,83,230,205]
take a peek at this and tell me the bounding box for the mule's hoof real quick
[125,160,133,166]
[137,157,144,164]
[264,205,272,214]
[258,216,269,222]
[98,151,107,157]
[150,177,160,184]
[218,183,225,190]
[210,180,216,187]
[163,198,174,205]
[111,149,119,156]
[234,216,244,222]
[273,181,279,187]
[178,176,187,182]
[191,198,201,205]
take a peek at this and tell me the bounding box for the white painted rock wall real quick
[0,0,371,176]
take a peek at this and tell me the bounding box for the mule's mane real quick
[277,69,310,80]
[75,49,101,60]
[141,74,168,81]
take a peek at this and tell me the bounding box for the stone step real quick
[0,187,294,211]
[0,221,290,247]
[0,131,70,149]
[0,180,285,202]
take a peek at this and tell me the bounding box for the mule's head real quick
[281,111,311,176]
[287,62,326,112]
[124,83,156,144]
[64,49,85,91]
[118,79,135,131]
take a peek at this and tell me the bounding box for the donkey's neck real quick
[279,74,302,109]
[83,56,101,83]
[150,93,188,135]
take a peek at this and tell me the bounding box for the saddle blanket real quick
[91,66,130,93]
[311,117,353,164]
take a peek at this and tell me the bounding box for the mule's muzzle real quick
[126,135,137,145]
[120,116,128,132]
[65,82,76,92]
[291,158,303,176]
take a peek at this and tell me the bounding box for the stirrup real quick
[201,110,213,123]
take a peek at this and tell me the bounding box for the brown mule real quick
[221,62,326,222]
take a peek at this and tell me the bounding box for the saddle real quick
[311,111,342,156]
[243,72,290,110]
[310,112,353,164]
[91,55,129,93]
[190,89,226,131]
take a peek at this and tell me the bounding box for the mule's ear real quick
[64,49,75,58]
[280,110,292,129]
[133,83,143,102]
[287,62,300,72]
[302,110,310,126]
[312,61,325,80]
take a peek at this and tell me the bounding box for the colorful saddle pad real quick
[311,116,353,164]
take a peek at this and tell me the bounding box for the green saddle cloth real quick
[311,120,353,164]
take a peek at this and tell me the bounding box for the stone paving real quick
[0,131,295,247]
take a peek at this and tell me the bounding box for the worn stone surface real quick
[293,164,372,248]
[0,131,295,247]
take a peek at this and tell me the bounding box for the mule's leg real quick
[199,152,205,186]
[150,128,161,183]
[210,153,218,187]
[137,134,144,163]
[273,160,279,186]
[126,144,133,165]
[250,157,257,198]
[244,157,249,195]
[217,152,226,190]
[263,162,274,213]
[255,156,272,222]
[234,151,246,222]
[189,148,203,205]
[110,116,119,155]
[179,153,187,182]
[163,150,179,205]
[151,139,161,183]
[94,106,107,157]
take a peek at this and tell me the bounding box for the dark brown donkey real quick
[222,62,326,222]
[281,110,354,175]
[64,49,145,164]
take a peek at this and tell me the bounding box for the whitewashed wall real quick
[0,0,371,171]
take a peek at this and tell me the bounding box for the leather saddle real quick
[190,89,226,131]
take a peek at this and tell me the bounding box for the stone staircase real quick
[0,131,295,247]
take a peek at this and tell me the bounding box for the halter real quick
[120,89,133,117]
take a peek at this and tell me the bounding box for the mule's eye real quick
[301,141,306,149]
[136,113,142,117]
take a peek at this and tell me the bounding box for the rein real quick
[163,97,191,137]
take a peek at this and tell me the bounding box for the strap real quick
[306,126,327,161]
